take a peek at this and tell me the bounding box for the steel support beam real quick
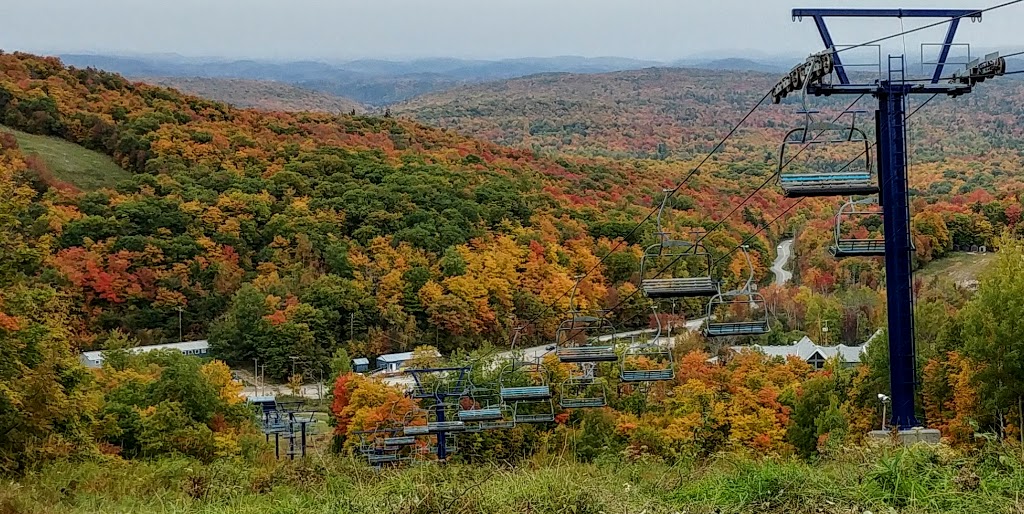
[811,15,849,84]
[877,86,919,429]
[795,8,979,87]
[436,403,448,460]
[793,8,982,19]
[407,366,470,461]
[931,18,961,83]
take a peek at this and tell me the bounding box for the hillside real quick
[60,54,672,105]
[1,125,131,190]
[4,51,1024,489]
[0,52,1020,366]
[916,251,997,288]
[6,446,1024,514]
[140,76,367,114]
[0,52,809,369]
[394,68,784,159]
[394,67,1024,163]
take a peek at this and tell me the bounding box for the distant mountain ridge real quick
[140,77,367,114]
[58,53,793,105]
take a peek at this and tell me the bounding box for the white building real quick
[79,339,210,369]
[733,335,870,369]
[375,348,441,373]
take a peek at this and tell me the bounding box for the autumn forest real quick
[3,47,1024,513]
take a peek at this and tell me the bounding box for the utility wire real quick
[900,69,1024,82]
[516,0,1024,338]
[602,95,866,325]
[513,91,772,332]
[609,92,942,330]
[690,94,866,256]
[603,33,1020,328]
[833,1,1024,56]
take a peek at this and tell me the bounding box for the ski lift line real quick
[511,91,774,333]
[830,1,1024,57]
[711,92,938,269]
[608,94,940,330]
[508,14,989,337]
[688,94,866,251]
[896,68,1024,82]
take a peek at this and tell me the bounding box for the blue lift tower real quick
[774,8,1007,431]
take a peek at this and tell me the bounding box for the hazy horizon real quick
[2,0,1021,63]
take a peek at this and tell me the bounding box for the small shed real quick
[352,357,370,373]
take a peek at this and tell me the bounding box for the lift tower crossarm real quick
[792,9,982,18]
[793,8,982,85]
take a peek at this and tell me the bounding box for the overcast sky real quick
[1,0,1020,61]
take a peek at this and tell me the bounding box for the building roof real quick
[352,358,370,366]
[376,348,440,363]
[377,351,414,363]
[734,335,869,364]
[80,339,210,363]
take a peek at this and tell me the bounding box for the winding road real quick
[771,239,794,286]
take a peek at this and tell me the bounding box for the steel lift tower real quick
[776,8,1007,432]
[406,366,472,460]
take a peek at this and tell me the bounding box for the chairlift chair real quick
[456,385,514,429]
[640,240,721,298]
[478,403,516,430]
[429,436,458,456]
[640,190,720,299]
[457,406,504,422]
[357,430,405,466]
[830,197,886,257]
[402,407,430,436]
[554,277,618,363]
[554,315,618,363]
[499,360,555,423]
[422,401,466,434]
[703,247,771,338]
[620,307,675,382]
[778,112,877,198]
[407,367,471,400]
[559,367,609,409]
[383,435,417,446]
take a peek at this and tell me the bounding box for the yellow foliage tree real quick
[200,360,242,405]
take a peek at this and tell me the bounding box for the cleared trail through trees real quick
[771,239,794,286]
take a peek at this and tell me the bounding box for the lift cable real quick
[607,93,942,330]
[833,0,1024,57]
[510,0,1023,340]
[599,95,868,326]
[511,90,772,333]
[688,94,866,249]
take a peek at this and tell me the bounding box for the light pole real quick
[318,368,324,402]
[878,393,891,430]
[177,306,184,342]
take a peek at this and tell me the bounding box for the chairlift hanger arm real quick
[793,8,981,86]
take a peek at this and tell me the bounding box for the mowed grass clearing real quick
[2,125,132,190]
[917,251,996,287]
